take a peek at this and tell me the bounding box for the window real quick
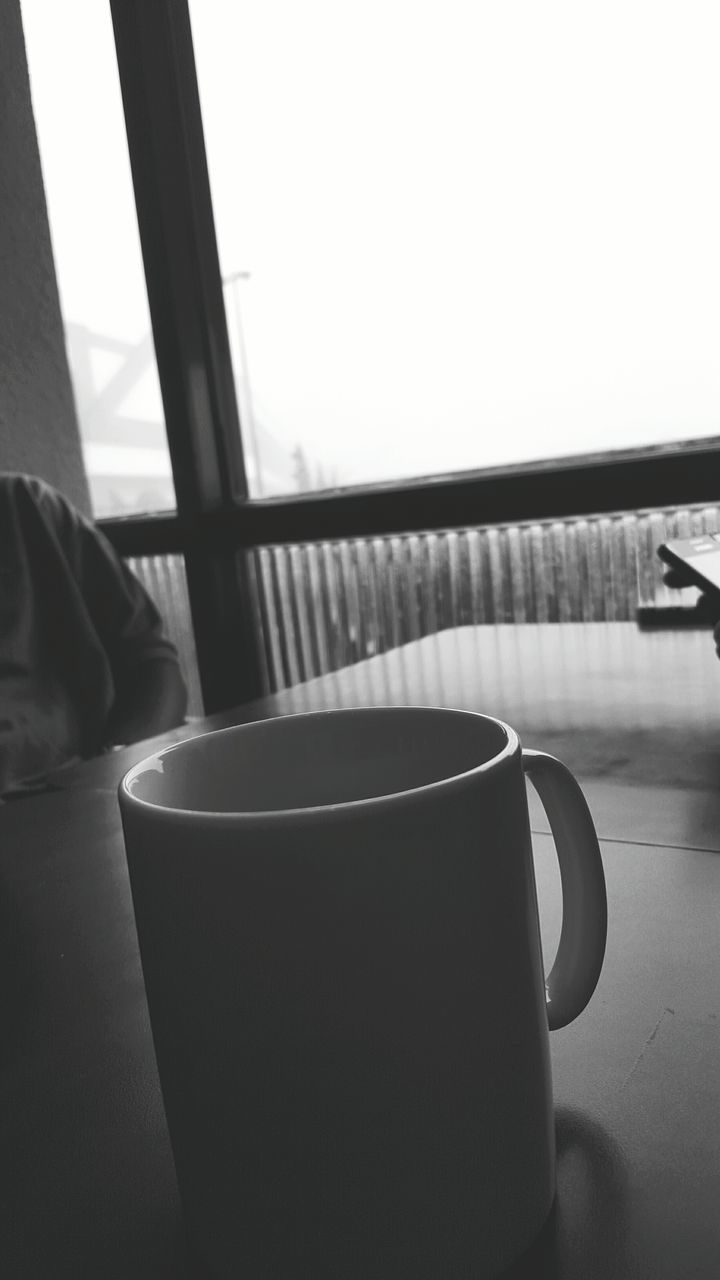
[21,0,176,518]
[190,0,720,498]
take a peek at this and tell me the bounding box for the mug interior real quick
[123,707,513,815]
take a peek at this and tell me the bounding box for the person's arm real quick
[35,481,189,744]
[662,564,720,654]
[102,656,188,747]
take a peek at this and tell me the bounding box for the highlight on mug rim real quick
[119,705,520,826]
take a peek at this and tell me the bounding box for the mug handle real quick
[523,750,608,1032]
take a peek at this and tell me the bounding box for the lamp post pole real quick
[224,270,263,497]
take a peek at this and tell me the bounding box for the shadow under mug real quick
[119,706,607,1280]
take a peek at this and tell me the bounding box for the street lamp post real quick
[224,270,263,496]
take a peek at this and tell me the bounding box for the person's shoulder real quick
[0,475,100,571]
[0,472,86,529]
[0,471,64,508]
[0,471,43,497]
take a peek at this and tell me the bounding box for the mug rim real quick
[118,705,520,827]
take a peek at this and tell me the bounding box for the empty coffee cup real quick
[119,706,607,1278]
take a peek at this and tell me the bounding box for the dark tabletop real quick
[3,622,720,1277]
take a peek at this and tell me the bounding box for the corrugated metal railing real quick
[243,504,720,694]
[124,504,720,701]
[127,554,204,716]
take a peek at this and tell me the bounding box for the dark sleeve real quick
[31,479,181,683]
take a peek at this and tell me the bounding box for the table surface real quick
[3,621,720,1277]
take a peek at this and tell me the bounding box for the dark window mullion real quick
[110,0,264,710]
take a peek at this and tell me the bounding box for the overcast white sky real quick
[22,0,720,496]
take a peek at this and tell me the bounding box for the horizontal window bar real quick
[221,441,720,545]
[97,512,183,557]
[99,440,720,555]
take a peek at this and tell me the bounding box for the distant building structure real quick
[65,321,338,515]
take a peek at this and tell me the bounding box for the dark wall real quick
[0,0,90,513]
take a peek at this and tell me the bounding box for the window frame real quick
[105,0,720,708]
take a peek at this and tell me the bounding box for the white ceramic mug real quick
[119,706,607,1279]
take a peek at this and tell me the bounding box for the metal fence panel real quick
[242,504,716,693]
[127,553,204,715]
